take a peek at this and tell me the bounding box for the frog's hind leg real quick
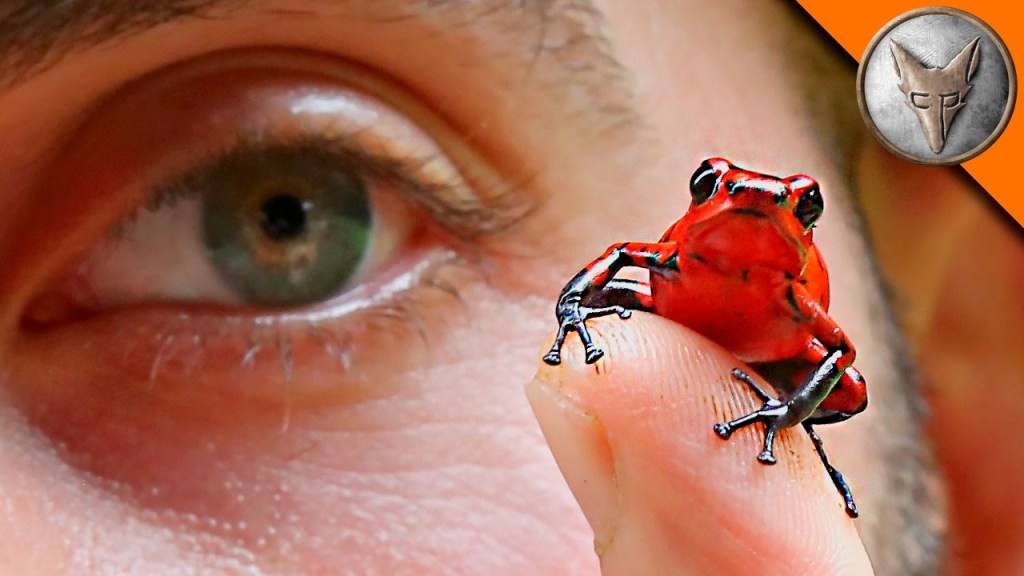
[714,344,849,461]
[543,279,654,365]
[802,422,859,517]
[713,374,860,517]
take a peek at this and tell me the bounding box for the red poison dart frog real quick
[542,158,866,518]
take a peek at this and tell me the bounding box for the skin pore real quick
[9,0,1016,574]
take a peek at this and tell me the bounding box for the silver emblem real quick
[857,8,1015,164]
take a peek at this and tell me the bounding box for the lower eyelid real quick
[16,247,476,408]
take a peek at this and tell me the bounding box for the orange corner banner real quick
[797,1,1023,227]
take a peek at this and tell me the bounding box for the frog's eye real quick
[689,159,723,205]
[794,184,824,229]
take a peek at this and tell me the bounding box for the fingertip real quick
[525,376,620,550]
[530,313,874,574]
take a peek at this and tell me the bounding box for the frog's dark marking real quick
[785,286,800,313]
[726,177,787,198]
[647,250,679,271]
[686,252,708,264]
[731,207,770,219]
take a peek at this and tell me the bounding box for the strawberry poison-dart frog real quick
[542,158,867,518]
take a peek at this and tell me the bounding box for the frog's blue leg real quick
[804,422,859,517]
[543,242,677,366]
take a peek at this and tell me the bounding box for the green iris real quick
[194,146,372,307]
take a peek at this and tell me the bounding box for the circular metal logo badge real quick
[857,7,1016,165]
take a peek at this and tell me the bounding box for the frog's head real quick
[683,157,823,274]
[686,157,823,235]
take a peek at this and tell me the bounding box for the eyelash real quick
[125,133,471,239]
[142,250,470,388]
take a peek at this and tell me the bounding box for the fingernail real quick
[526,373,619,550]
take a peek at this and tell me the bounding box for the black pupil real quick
[260,194,308,241]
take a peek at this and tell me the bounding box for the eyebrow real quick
[0,0,230,88]
[0,0,640,135]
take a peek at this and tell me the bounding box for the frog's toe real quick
[542,350,562,365]
[757,450,777,465]
[584,346,605,364]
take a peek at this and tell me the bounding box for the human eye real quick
[14,50,529,406]
[0,4,629,570]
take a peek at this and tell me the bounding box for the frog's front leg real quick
[543,242,678,366]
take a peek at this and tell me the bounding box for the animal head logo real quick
[890,37,981,153]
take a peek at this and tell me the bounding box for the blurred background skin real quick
[859,145,1024,575]
[0,0,1021,574]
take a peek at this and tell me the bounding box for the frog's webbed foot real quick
[541,299,632,366]
[713,397,789,465]
[542,278,652,366]
[713,367,798,464]
[542,244,672,366]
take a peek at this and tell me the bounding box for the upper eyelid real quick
[62,48,542,248]
[153,132,536,242]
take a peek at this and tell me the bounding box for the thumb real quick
[526,313,874,575]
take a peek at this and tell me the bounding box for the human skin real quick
[2,0,1017,574]
[859,148,1024,576]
